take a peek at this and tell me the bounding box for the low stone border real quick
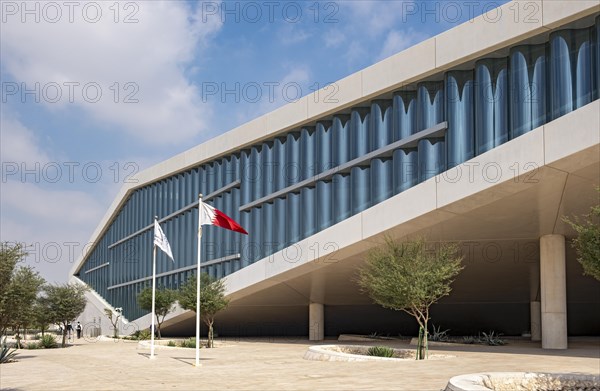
[445,372,600,391]
[338,334,397,342]
[303,344,454,362]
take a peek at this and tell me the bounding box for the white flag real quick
[154,219,174,261]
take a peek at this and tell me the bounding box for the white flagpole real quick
[150,216,158,359]
[195,194,203,367]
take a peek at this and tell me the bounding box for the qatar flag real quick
[199,199,248,235]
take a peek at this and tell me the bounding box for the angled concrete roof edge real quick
[70,0,600,278]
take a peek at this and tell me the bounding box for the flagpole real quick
[195,194,203,367]
[150,216,158,359]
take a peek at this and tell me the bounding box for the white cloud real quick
[0,113,51,165]
[323,29,346,48]
[378,29,428,60]
[0,179,107,283]
[0,1,222,146]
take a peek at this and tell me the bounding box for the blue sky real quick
[1,0,508,283]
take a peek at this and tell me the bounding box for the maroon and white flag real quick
[199,200,248,235]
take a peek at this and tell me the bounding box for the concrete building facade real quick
[71,1,600,349]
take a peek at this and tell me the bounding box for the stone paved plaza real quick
[1,337,599,390]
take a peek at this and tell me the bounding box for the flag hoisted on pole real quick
[151,217,174,359]
[195,194,247,367]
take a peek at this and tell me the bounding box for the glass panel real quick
[417,81,446,182]
[446,70,475,167]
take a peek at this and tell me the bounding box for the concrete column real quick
[529,263,541,341]
[309,303,324,341]
[540,234,568,349]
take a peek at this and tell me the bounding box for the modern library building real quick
[71,1,600,349]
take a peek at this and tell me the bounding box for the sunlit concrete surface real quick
[1,337,598,390]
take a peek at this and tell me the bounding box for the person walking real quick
[76,322,82,339]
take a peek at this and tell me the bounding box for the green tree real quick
[137,287,176,339]
[358,237,463,359]
[104,308,121,338]
[0,242,29,336]
[0,265,45,347]
[0,243,25,300]
[178,273,229,348]
[564,190,600,280]
[39,284,88,347]
[32,300,54,337]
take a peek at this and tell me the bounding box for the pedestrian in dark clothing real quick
[76,322,82,339]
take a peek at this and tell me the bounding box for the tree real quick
[564,190,600,280]
[0,253,45,347]
[0,242,29,336]
[8,267,45,346]
[32,300,54,337]
[39,284,88,347]
[104,308,122,338]
[137,287,176,339]
[0,243,25,300]
[358,237,463,359]
[178,273,229,348]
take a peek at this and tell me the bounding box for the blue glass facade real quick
[78,19,600,321]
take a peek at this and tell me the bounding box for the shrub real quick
[40,334,57,349]
[130,329,151,341]
[137,329,151,340]
[366,346,394,358]
[26,342,41,349]
[179,338,196,348]
[0,338,18,364]
[461,336,477,344]
[167,340,176,347]
[429,324,450,342]
[478,331,506,346]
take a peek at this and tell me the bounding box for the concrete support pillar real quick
[309,303,324,341]
[540,234,568,349]
[529,262,541,341]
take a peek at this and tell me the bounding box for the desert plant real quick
[563,188,600,280]
[0,337,18,364]
[478,331,506,346]
[179,337,197,348]
[367,346,394,358]
[26,342,40,349]
[461,336,477,344]
[104,308,121,338]
[358,237,464,360]
[137,287,176,339]
[134,329,151,340]
[39,334,57,349]
[429,324,450,342]
[38,284,88,347]
[178,273,229,348]
[167,340,176,347]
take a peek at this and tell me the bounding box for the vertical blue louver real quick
[350,108,371,215]
[510,44,548,139]
[273,137,286,252]
[446,70,475,168]
[285,132,301,246]
[316,121,333,231]
[417,81,446,182]
[300,127,317,239]
[475,57,509,155]
[332,115,351,223]
[550,29,593,120]
[370,100,393,204]
[392,91,418,194]
[594,16,600,100]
